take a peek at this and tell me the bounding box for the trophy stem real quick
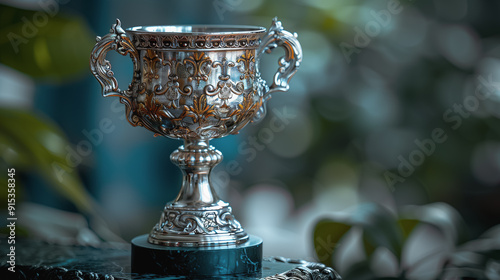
[148,139,249,246]
[171,139,222,207]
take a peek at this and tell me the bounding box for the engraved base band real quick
[148,204,249,246]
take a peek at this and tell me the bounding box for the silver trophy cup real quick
[90,17,302,276]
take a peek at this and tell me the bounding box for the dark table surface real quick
[0,238,341,280]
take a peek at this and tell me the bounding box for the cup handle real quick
[254,17,303,121]
[90,19,141,125]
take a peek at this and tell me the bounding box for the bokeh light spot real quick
[436,24,480,69]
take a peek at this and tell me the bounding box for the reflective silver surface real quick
[90,18,302,246]
[128,25,266,34]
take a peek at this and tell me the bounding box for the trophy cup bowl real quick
[90,17,302,277]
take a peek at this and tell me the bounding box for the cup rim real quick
[126,25,267,35]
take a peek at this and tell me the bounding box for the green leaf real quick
[0,108,96,215]
[0,4,94,81]
[313,218,351,266]
[313,203,405,265]
[350,204,403,260]
[401,202,468,245]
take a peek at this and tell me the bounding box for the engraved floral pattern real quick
[142,50,161,82]
[183,94,216,124]
[154,74,192,109]
[138,93,175,136]
[228,90,262,133]
[129,49,263,139]
[142,53,194,109]
[237,50,255,80]
[204,58,245,107]
[132,49,261,139]
[99,38,264,139]
[182,52,212,84]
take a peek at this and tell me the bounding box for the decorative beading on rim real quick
[127,26,265,50]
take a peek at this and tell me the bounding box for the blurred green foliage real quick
[0,4,94,80]
[0,3,106,241]
[313,202,500,279]
[0,109,97,215]
[238,0,500,241]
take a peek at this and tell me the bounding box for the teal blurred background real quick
[2,0,500,278]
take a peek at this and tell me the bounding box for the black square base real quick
[131,234,263,277]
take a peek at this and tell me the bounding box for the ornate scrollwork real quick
[129,32,263,50]
[197,123,228,139]
[143,54,193,109]
[256,17,303,98]
[137,93,175,136]
[169,126,197,139]
[138,93,171,123]
[204,57,245,107]
[96,43,262,140]
[154,74,193,109]
[153,207,242,235]
[237,50,256,80]
[182,52,212,84]
[264,257,342,280]
[142,50,161,82]
[90,19,142,129]
[183,94,216,124]
[228,89,262,133]
[5,266,117,280]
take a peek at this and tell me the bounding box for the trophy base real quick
[148,201,250,247]
[131,234,263,277]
